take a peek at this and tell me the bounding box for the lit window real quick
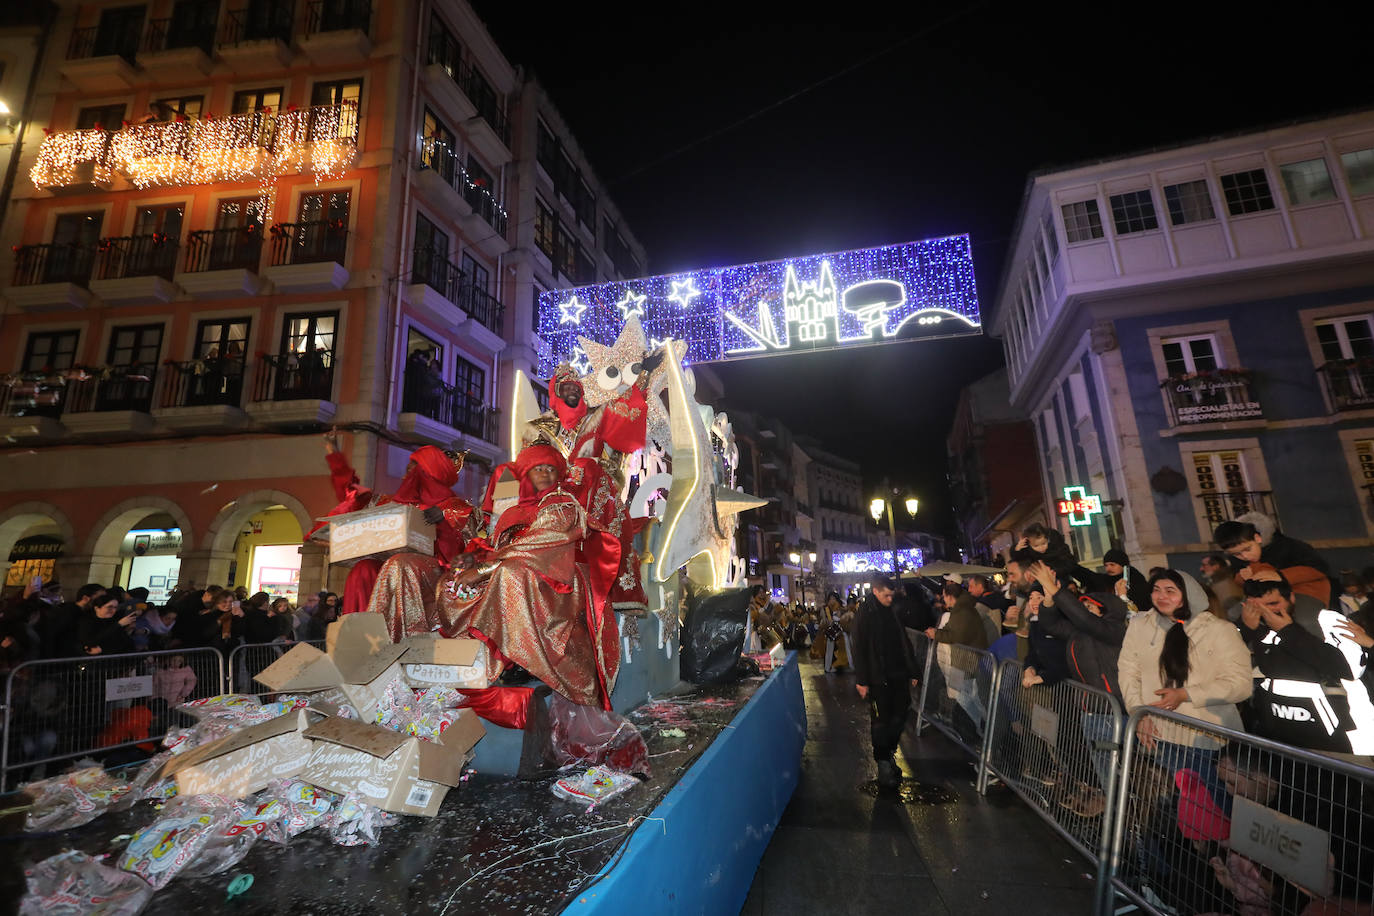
[1061,200,1104,243]
[1163,180,1216,225]
[1341,148,1374,196]
[1219,169,1275,215]
[1108,189,1159,234]
[1279,158,1336,206]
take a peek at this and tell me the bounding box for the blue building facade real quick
[993,109,1374,574]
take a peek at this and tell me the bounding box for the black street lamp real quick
[870,490,919,576]
[788,549,817,609]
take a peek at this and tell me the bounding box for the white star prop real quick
[616,289,648,322]
[568,344,591,375]
[559,295,588,325]
[667,277,701,308]
[578,318,649,408]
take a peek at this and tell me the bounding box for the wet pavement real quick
[740,658,1098,915]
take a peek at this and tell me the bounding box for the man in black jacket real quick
[852,575,921,788]
[40,582,105,659]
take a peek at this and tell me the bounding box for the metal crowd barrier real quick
[1098,706,1374,916]
[981,657,1124,908]
[909,632,1001,763]
[225,638,323,697]
[0,646,224,792]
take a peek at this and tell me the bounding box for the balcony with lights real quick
[297,0,373,66]
[217,4,295,73]
[8,244,97,312]
[62,365,160,436]
[247,349,337,426]
[89,234,181,306]
[154,358,250,432]
[460,180,510,259]
[60,25,140,91]
[265,220,349,293]
[29,129,114,193]
[178,226,269,299]
[413,140,475,221]
[136,13,215,79]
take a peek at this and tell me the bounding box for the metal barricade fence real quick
[1,646,224,792]
[225,639,324,697]
[980,657,1125,908]
[909,632,1001,767]
[1098,706,1374,916]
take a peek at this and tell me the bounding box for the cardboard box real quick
[400,635,487,689]
[326,502,434,564]
[256,614,408,721]
[156,709,317,798]
[300,711,484,816]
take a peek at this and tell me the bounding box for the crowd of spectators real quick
[0,577,345,780]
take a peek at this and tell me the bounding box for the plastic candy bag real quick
[177,694,261,720]
[552,766,638,807]
[24,767,133,832]
[179,797,285,877]
[324,792,397,847]
[117,802,234,889]
[20,850,153,916]
[260,779,335,844]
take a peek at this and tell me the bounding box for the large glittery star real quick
[642,338,689,449]
[577,317,648,408]
[666,277,701,308]
[558,295,588,325]
[615,288,648,321]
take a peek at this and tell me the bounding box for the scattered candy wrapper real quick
[21,850,153,916]
[551,766,638,807]
[324,791,397,847]
[118,803,234,889]
[177,694,262,720]
[179,796,284,878]
[259,780,335,844]
[23,767,133,832]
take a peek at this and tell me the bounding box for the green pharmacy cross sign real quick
[1056,485,1103,527]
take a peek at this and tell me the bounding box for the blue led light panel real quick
[537,235,979,374]
[831,548,925,575]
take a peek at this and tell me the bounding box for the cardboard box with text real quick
[156,709,318,798]
[326,502,434,565]
[400,634,487,689]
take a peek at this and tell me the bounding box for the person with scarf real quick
[413,443,618,710]
[310,429,479,626]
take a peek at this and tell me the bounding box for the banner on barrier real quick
[105,675,153,702]
[1229,795,1333,896]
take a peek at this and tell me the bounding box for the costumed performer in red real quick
[308,429,479,637]
[418,443,619,709]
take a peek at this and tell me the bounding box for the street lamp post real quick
[870,489,919,576]
[788,549,818,609]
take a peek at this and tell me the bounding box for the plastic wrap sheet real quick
[551,765,638,807]
[117,801,234,890]
[323,792,397,847]
[177,795,286,878]
[23,768,134,832]
[20,850,153,916]
[258,780,336,844]
[549,693,650,777]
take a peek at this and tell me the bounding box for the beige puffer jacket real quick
[1117,610,1252,749]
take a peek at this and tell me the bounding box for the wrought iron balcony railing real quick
[1161,370,1262,426]
[402,365,494,440]
[97,234,180,281]
[161,358,247,409]
[67,24,140,62]
[220,2,294,46]
[269,221,348,267]
[457,284,504,336]
[184,226,264,272]
[1317,360,1374,412]
[0,377,65,420]
[12,244,97,287]
[141,14,216,55]
[306,0,371,34]
[1198,490,1278,529]
[412,245,464,302]
[252,349,335,403]
[65,365,158,414]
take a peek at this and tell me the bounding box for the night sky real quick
[473,2,1372,538]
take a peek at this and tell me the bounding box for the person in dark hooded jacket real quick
[1102,548,1151,615]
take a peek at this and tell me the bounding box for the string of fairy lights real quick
[30,102,360,216]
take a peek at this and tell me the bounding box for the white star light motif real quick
[615,289,648,321]
[568,345,591,374]
[667,277,702,308]
[559,295,588,325]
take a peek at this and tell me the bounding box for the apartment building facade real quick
[992,109,1374,571]
[0,0,644,600]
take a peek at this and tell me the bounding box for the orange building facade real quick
[0,0,644,601]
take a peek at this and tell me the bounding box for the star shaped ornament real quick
[642,338,688,449]
[559,295,588,325]
[667,277,701,308]
[577,317,649,408]
[616,289,648,322]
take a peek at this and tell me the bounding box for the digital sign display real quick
[1056,486,1104,527]
[537,235,979,374]
[830,548,925,575]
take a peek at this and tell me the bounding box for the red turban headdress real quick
[548,364,587,431]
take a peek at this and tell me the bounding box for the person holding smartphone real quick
[78,594,137,656]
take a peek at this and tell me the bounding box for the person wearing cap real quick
[1238,569,1374,759]
[852,575,920,789]
[1117,569,1251,805]
[1102,548,1150,613]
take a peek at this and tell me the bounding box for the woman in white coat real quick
[1117,569,1252,806]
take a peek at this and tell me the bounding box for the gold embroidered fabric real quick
[369,552,444,643]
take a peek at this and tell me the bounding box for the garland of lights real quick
[419,136,509,223]
[31,103,361,216]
